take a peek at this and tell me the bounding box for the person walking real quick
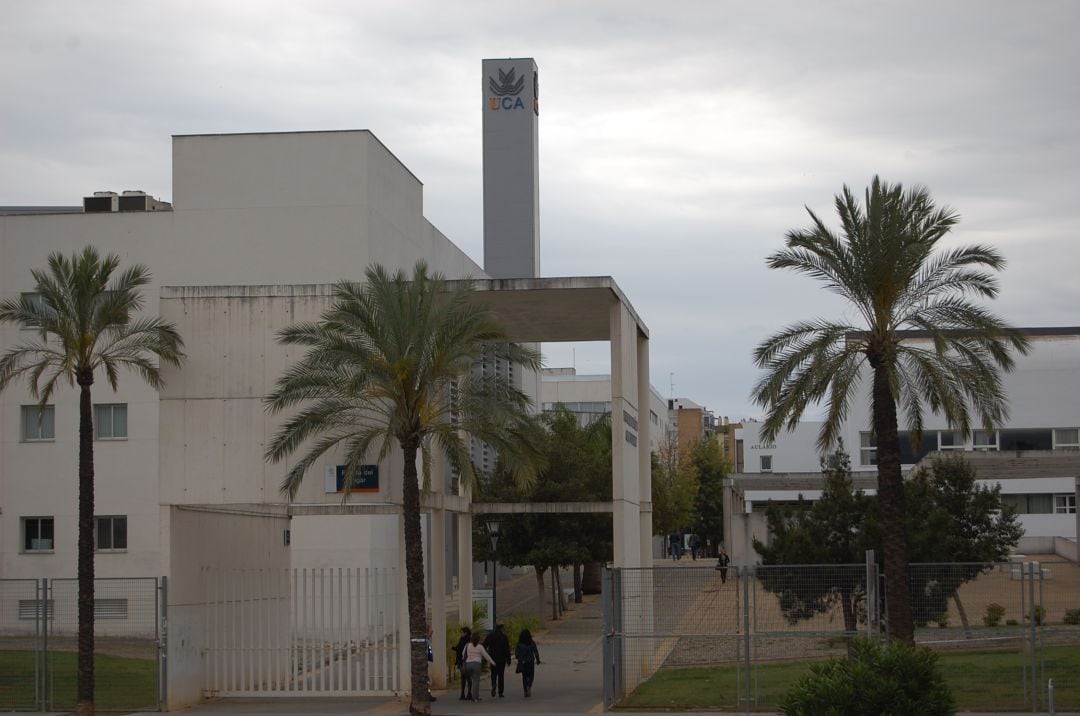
[715,548,730,584]
[514,628,542,697]
[454,626,472,700]
[689,534,701,560]
[463,632,496,701]
[482,623,512,698]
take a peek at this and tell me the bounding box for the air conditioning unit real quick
[119,190,170,212]
[83,191,118,213]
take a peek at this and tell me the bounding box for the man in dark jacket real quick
[482,623,512,697]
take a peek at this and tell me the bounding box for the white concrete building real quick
[730,329,1080,562]
[540,367,670,452]
[1,80,658,705]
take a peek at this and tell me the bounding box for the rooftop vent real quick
[118,190,170,212]
[83,191,118,213]
[83,190,171,213]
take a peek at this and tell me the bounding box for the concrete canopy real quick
[450,276,649,343]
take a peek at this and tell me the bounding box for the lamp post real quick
[486,520,501,628]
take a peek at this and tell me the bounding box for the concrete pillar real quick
[610,302,642,568]
[457,510,473,624]
[637,330,653,567]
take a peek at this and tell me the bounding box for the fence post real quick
[742,565,751,714]
[865,550,876,640]
[37,577,47,710]
[601,567,613,710]
[1028,561,1037,716]
[42,577,50,710]
[160,575,169,710]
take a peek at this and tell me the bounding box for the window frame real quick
[21,404,56,442]
[94,403,128,440]
[859,432,877,466]
[94,515,128,552]
[938,430,964,450]
[1053,428,1080,451]
[1054,494,1077,514]
[22,516,55,552]
[759,455,773,472]
[973,429,999,452]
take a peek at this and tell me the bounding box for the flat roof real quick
[0,206,82,216]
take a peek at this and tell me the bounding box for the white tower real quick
[482,57,540,278]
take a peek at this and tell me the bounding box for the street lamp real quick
[486,520,501,628]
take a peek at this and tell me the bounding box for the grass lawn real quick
[617,646,1080,712]
[0,650,158,712]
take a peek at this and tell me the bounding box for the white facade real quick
[733,330,1080,553]
[1,130,483,584]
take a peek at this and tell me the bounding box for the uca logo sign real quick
[488,67,531,112]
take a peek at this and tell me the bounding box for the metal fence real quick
[602,558,1080,712]
[203,567,399,697]
[0,576,165,712]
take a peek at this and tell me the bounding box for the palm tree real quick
[264,262,543,716]
[0,247,185,716]
[751,177,1029,644]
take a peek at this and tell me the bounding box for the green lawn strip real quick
[0,650,157,711]
[617,646,1080,712]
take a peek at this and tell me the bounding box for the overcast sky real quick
[3,1,1078,421]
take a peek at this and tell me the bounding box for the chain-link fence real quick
[603,558,1080,712]
[0,577,164,712]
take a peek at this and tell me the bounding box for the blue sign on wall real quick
[335,464,379,493]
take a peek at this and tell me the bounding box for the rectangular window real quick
[21,405,55,441]
[23,517,54,551]
[760,455,773,472]
[1054,428,1079,451]
[95,598,129,620]
[94,403,128,440]
[859,432,877,466]
[1000,429,1053,452]
[18,600,54,621]
[898,432,934,465]
[1054,494,1077,514]
[95,516,128,551]
[1004,494,1054,514]
[20,292,45,328]
[938,431,964,450]
[973,430,998,451]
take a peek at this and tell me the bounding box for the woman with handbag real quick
[514,629,541,697]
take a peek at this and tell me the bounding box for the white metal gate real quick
[203,567,399,697]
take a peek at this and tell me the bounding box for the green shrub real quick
[1026,605,1045,625]
[778,638,955,716]
[934,612,949,629]
[983,602,1006,627]
[1064,608,1080,625]
[1005,618,1019,626]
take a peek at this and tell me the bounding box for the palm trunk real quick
[400,437,430,716]
[870,360,915,645]
[76,373,95,716]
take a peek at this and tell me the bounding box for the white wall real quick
[0,130,486,582]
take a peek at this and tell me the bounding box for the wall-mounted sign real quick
[324,464,379,493]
